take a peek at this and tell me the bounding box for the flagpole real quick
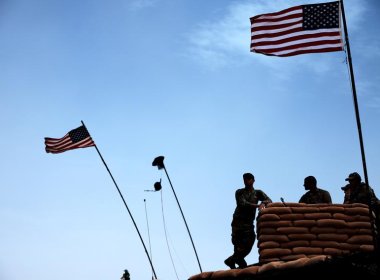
[81,121,158,280]
[152,156,203,273]
[339,0,369,188]
[340,1,379,252]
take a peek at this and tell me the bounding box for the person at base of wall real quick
[299,175,332,204]
[121,270,130,280]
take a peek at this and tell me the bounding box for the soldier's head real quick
[345,172,361,185]
[243,173,255,187]
[303,176,317,191]
[123,270,130,280]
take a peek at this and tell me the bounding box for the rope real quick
[160,189,180,280]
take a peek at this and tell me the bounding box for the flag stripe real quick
[252,41,343,57]
[252,13,303,27]
[45,125,95,154]
[252,29,340,43]
[251,5,302,20]
[252,20,303,33]
[267,46,344,57]
[250,1,343,57]
[253,34,342,49]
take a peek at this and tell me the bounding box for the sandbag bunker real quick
[257,202,375,262]
[189,203,376,280]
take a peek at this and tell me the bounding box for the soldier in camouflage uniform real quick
[342,172,380,250]
[299,176,332,204]
[341,172,378,205]
[224,173,272,269]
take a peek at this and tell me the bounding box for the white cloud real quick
[184,0,369,73]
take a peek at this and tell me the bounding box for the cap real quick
[243,173,255,181]
[304,176,317,186]
[345,172,361,182]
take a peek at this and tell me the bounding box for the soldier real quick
[299,176,332,204]
[341,172,380,249]
[341,172,378,205]
[224,173,272,269]
[121,269,130,280]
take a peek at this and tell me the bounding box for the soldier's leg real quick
[234,232,255,268]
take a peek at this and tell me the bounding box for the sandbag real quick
[259,248,292,259]
[288,233,317,240]
[260,207,292,215]
[293,219,317,227]
[276,226,309,234]
[292,247,323,255]
[189,271,213,280]
[236,265,259,277]
[310,240,340,248]
[210,269,238,279]
[310,227,337,234]
[279,213,304,221]
[280,254,307,261]
[347,235,374,244]
[257,261,283,274]
[258,234,290,242]
[258,241,280,249]
[345,207,369,216]
[316,219,347,228]
[317,233,349,242]
[258,213,281,221]
[304,213,332,220]
[280,240,310,248]
[291,207,320,213]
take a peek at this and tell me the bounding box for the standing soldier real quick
[224,173,272,269]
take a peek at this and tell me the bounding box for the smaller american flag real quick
[250,1,344,57]
[45,125,95,154]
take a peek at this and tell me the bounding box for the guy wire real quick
[160,189,180,280]
[144,199,154,280]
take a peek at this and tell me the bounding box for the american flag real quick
[250,1,344,57]
[45,125,95,154]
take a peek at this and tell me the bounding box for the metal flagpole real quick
[339,0,378,251]
[81,121,158,280]
[152,156,203,273]
[339,0,369,188]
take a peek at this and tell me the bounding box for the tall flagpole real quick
[152,156,203,273]
[339,0,378,252]
[339,0,369,188]
[81,121,158,280]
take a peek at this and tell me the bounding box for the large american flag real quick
[250,1,344,57]
[45,125,95,154]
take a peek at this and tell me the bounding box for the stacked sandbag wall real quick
[257,202,375,263]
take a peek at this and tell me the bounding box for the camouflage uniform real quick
[342,182,378,205]
[342,181,380,250]
[225,188,271,268]
[299,188,332,204]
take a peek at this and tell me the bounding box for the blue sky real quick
[1,0,379,279]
